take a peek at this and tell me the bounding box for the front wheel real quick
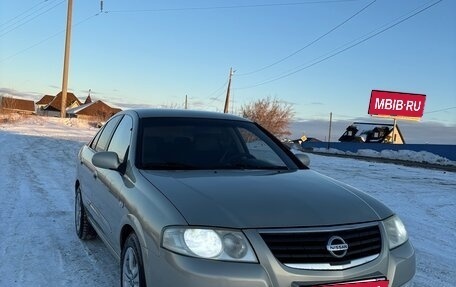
[121,233,146,287]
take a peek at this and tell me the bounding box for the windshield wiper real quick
[141,162,198,170]
[219,162,288,170]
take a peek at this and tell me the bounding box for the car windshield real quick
[138,117,296,170]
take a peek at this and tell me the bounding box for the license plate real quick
[314,279,389,287]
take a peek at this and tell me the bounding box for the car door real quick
[81,115,123,238]
[93,115,133,252]
[78,127,102,209]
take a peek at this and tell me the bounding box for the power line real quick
[331,106,456,120]
[0,0,65,38]
[424,106,456,114]
[0,0,62,33]
[236,0,443,90]
[0,13,101,63]
[0,0,53,27]
[238,0,376,76]
[318,104,456,119]
[331,113,360,119]
[207,80,229,99]
[207,81,229,109]
[105,0,363,13]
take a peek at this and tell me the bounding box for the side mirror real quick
[295,153,310,167]
[92,151,120,170]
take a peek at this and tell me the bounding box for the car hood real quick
[140,169,393,228]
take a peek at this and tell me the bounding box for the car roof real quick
[123,108,252,122]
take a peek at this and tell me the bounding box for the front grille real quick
[260,225,381,266]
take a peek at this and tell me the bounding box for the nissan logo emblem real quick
[326,236,349,258]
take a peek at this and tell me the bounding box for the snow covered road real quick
[0,117,454,286]
[0,130,119,286]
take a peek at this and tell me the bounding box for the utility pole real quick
[327,112,333,149]
[391,118,397,144]
[223,67,234,113]
[60,0,73,118]
[185,95,188,109]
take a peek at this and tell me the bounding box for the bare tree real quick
[241,97,294,138]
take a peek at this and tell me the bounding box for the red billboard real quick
[368,90,426,119]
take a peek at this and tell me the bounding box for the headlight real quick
[183,229,222,258]
[162,227,257,262]
[384,215,408,249]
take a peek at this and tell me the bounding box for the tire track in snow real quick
[0,132,118,286]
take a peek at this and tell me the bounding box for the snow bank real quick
[313,147,456,166]
[0,115,98,142]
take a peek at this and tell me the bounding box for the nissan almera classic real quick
[75,109,415,287]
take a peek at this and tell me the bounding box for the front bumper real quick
[145,239,415,287]
[148,250,271,287]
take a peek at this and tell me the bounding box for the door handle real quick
[93,171,98,179]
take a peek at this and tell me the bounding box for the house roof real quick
[1,97,35,112]
[67,100,121,117]
[36,95,54,105]
[84,95,92,105]
[66,102,94,114]
[44,92,82,112]
[339,122,405,143]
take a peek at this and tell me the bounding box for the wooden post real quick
[60,0,73,118]
[392,118,397,144]
[327,112,333,149]
[223,68,233,113]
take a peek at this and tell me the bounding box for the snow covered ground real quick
[313,147,456,167]
[0,116,454,287]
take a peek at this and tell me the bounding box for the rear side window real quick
[108,116,133,163]
[94,116,123,152]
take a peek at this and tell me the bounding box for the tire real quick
[75,187,96,240]
[121,233,146,287]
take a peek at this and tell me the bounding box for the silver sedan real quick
[75,109,415,287]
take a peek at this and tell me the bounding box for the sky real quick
[0,0,455,142]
